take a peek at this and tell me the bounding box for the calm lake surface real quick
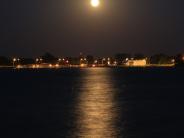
[0,67,184,138]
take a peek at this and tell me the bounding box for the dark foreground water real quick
[0,67,184,138]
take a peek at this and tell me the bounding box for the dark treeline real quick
[0,52,184,66]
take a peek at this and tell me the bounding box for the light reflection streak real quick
[73,68,120,138]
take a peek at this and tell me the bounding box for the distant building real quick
[125,59,147,66]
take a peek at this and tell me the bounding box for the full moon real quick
[91,0,100,7]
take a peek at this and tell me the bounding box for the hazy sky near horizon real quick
[1,0,184,57]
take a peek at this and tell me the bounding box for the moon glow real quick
[91,0,100,7]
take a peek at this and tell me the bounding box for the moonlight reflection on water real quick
[72,68,121,138]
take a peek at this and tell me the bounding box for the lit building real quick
[125,59,147,66]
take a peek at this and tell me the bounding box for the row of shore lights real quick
[35,58,69,64]
[80,57,117,65]
[12,57,133,64]
[12,58,69,68]
[12,57,119,66]
[14,57,178,66]
[34,58,69,68]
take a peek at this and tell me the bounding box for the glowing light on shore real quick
[108,61,111,65]
[80,64,86,67]
[92,64,96,67]
[36,65,40,68]
[55,64,59,67]
[13,58,17,62]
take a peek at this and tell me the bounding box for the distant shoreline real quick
[0,64,177,69]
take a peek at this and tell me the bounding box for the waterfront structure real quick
[125,59,147,67]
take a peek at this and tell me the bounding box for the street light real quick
[17,58,20,65]
[13,58,17,62]
[13,58,17,68]
[84,58,88,65]
[107,58,111,66]
[108,61,111,66]
[35,58,42,64]
[80,58,83,65]
[102,58,106,65]
[171,59,175,63]
[58,58,62,66]
[94,60,98,64]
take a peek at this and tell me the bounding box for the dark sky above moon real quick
[1,0,184,57]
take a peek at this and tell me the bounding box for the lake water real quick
[0,67,184,138]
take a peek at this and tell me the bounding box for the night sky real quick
[1,0,184,57]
